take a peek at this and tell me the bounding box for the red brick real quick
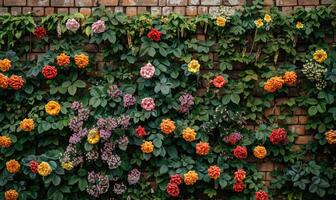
[293,107,306,115]
[288,125,305,135]
[197,34,206,41]
[51,0,74,6]
[298,116,308,124]
[137,6,147,13]
[45,7,55,15]
[22,7,32,14]
[186,6,197,16]
[261,172,266,180]
[33,7,44,16]
[167,0,187,6]
[295,135,313,144]
[201,0,220,5]
[197,6,208,14]
[287,116,298,124]
[11,7,21,15]
[126,7,137,16]
[57,7,69,14]
[121,0,158,6]
[298,0,318,5]
[275,97,288,105]
[27,0,49,6]
[99,0,118,6]
[4,0,26,6]
[264,107,280,117]
[80,7,91,15]
[276,0,297,6]
[265,172,273,181]
[174,6,186,15]
[257,161,274,172]
[75,0,95,6]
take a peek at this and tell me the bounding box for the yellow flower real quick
[19,118,35,132]
[87,129,100,144]
[74,54,89,69]
[0,58,11,72]
[45,101,61,116]
[264,14,272,23]
[253,145,267,159]
[141,141,154,153]
[184,170,199,185]
[216,16,226,27]
[37,161,52,176]
[61,162,74,171]
[182,127,196,142]
[187,59,200,73]
[160,119,176,135]
[5,189,18,200]
[313,49,328,63]
[254,18,264,28]
[296,21,304,29]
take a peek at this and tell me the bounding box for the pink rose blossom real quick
[141,97,155,111]
[66,18,80,32]
[92,20,105,34]
[140,63,155,79]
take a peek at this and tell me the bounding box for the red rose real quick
[255,190,269,200]
[169,174,183,185]
[269,128,288,144]
[212,75,226,88]
[41,65,58,79]
[34,26,47,39]
[233,181,245,192]
[234,169,246,182]
[166,183,180,197]
[135,126,146,137]
[233,145,247,159]
[147,28,162,42]
[29,160,39,173]
[9,75,24,90]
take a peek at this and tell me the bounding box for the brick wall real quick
[0,0,333,16]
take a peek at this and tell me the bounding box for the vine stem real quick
[249,28,258,55]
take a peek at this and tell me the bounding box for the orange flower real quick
[160,119,176,135]
[253,145,267,159]
[5,189,18,200]
[8,75,24,90]
[0,135,12,148]
[182,127,196,142]
[74,54,89,69]
[0,73,9,89]
[141,141,154,153]
[19,118,35,132]
[45,101,61,116]
[283,71,297,86]
[6,159,20,174]
[208,165,221,180]
[313,49,327,63]
[56,53,70,66]
[234,169,246,182]
[184,170,198,185]
[325,130,336,144]
[263,76,284,93]
[196,141,210,156]
[0,58,11,72]
[212,75,227,88]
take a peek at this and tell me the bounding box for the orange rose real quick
[9,75,24,90]
[6,159,20,174]
[160,119,176,135]
[208,165,221,180]
[0,135,12,148]
[212,75,226,88]
[196,141,210,156]
[0,73,9,89]
[19,118,35,132]
[0,58,11,72]
[182,127,196,142]
[141,141,154,153]
[325,130,336,144]
[283,71,297,86]
[56,53,70,66]
[263,76,284,93]
[184,170,199,185]
[253,145,267,159]
[234,169,246,182]
[74,54,89,69]
[5,189,18,200]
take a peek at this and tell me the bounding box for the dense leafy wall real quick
[0,1,336,200]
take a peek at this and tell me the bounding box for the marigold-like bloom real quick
[313,49,328,63]
[188,59,200,73]
[166,182,180,197]
[184,170,198,185]
[325,130,336,144]
[212,75,226,88]
[41,65,57,79]
[216,16,226,27]
[56,53,70,67]
[6,159,20,174]
[255,190,269,200]
[253,145,267,159]
[61,161,74,171]
[135,126,147,137]
[263,76,284,93]
[37,161,52,176]
[233,146,247,159]
[5,189,18,200]
[208,165,221,180]
[283,71,297,86]
[87,129,100,144]
[182,127,196,142]
[19,118,35,132]
[233,181,245,192]
[170,174,183,185]
[9,75,24,90]
[196,141,210,156]
[296,21,304,29]
[141,97,155,111]
[45,101,61,116]
[269,128,288,144]
[254,18,264,28]
[74,54,89,69]
[141,141,154,153]
[264,14,271,23]
[29,160,39,173]
[160,119,176,135]
[0,73,9,89]
[0,136,12,148]
[234,169,246,182]
[0,58,11,72]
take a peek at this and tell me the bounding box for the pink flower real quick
[92,20,105,34]
[140,63,155,79]
[66,18,80,32]
[141,97,155,111]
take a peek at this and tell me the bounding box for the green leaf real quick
[68,85,77,96]
[73,80,86,88]
[230,94,240,104]
[159,165,168,175]
[78,179,88,191]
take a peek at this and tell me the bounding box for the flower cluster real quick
[0,58,11,72]
[160,119,176,135]
[5,189,18,200]
[216,16,226,27]
[302,60,327,90]
[141,141,154,153]
[325,130,336,144]
[29,160,39,173]
[66,18,80,32]
[56,53,71,67]
[0,60,25,90]
[91,20,106,34]
[313,49,328,63]
[184,170,199,185]
[264,71,297,93]
[0,135,12,148]
[33,26,47,39]
[140,63,155,79]
[178,93,194,114]
[253,145,267,159]
[141,97,155,111]
[135,125,147,137]
[233,145,247,159]
[147,28,162,41]
[166,174,183,197]
[269,128,288,144]
[255,190,269,200]
[74,54,89,68]
[6,159,20,173]
[128,168,141,185]
[123,93,136,108]
[233,169,246,192]
[19,118,35,132]
[41,65,57,79]
[208,165,221,179]
[37,162,52,176]
[224,132,242,145]
[87,171,109,197]
[254,14,271,28]
[182,127,196,142]
[196,141,210,156]
[107,84,122,99]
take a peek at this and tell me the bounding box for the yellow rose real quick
[141,141,154,153]
[254,18,264,28]
[313,49,327,63]
[296,21,304,29]
[19,118,35,132]
[61,161,74,171]
[37,161,52,176]
[45,101,61,116]
[264,14,271,23]
[184,170,199,185]
[0,58,11,72]
[216,16,226,27]
[187,60,200,73]
[182,127,196,142]
[87,129,100,144]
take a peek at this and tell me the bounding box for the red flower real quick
[34,26,47,39]
[147,28,162,42]
[234,169,246,182]
[233,181,245,192]
[233,145,247,159]
[212,75,227,88]
[255,190,269,200]
[166,182,180,197]
[170,174,183,185]
[29,160,39,174]
[135,126,147,137]
[41,66,58,79]
[269,128,288,144]
[9,75,24,90]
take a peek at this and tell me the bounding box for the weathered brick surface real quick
[51,0,74,7]
[4,0,26,6]
[298,0,319,5]
[27,0,49,6]
[276,0,298,6]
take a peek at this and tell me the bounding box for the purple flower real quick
[179,93,194,114]
[113,183,126,195]
[66,18,80,32]
[99,129,111,140]
[69,116,83,133]
[78,108,90,121]
[97,118,107,129]
[71,101,82,111]
[91,20,105,34]
[107,85,122,99]
[128,168,141,185]
[87,171,109,197]
[118,115,131,129]
[106,117,118,130]
[123,93,136,108]
[86,150,99,162]
[117,136,129,150]
[223,132,242,145]
[101,142,121,169]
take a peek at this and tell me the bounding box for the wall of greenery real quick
[0,0,336,199]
